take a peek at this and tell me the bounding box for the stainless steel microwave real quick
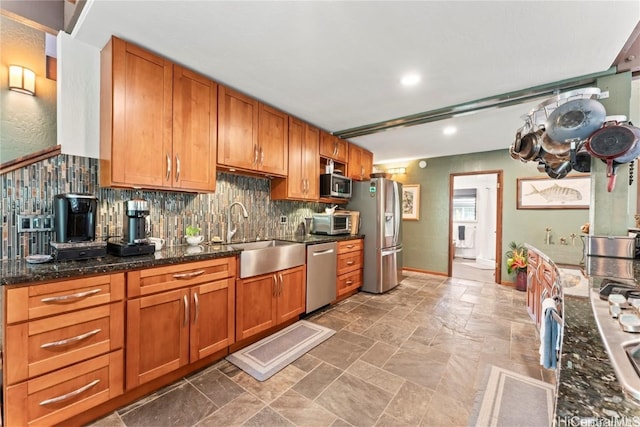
[320,173,352,198]
[311,213,351,235]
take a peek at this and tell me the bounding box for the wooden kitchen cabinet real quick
[235,265,306,340]
[271,117,320,201]
[3,273,125,426]
[126,257,235,389]
[336,239,363,299]
[347,143,373,181]
[218,85,288,177]
[100,36,217,192]
[320,131,348,164]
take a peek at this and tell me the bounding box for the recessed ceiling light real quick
[443,126,457,135]
[400,74,421,86]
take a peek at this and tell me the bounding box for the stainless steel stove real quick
[592,279,640,403]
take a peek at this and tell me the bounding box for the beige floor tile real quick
[196,392,265,427]
[231,364,306,403]
[292,362,343,399]
[346,359,405,394]
[270,389,338,426]
[384,381,433,425]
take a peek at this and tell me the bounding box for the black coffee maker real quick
[51,193,107,260]
[107,198,155,256]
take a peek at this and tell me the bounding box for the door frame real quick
[448,170,503,283]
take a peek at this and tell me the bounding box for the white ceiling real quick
[72,1,639,164]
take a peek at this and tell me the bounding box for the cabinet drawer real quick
[128,257,236,297]
[5,303,124,385]
[337,239,363,255]
[337,270,362,296]
[5,350,124,427]
[5,273,125,324]
[337,251,362,275]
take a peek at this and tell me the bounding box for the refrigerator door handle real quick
[393,182,401,246]
[381,246,403,256]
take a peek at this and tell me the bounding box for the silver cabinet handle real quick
[193,292,200,323]
[279,273,283,297]
[41,289,101,303]
[273,275,278,297]
[333,141,338,157]
[183,295,189,327]
[40,379,100,406]
[40,328,102,349]
[253,144,258,165]
[345,280,353,285]
[346,244,355,249]
[175,154,180,182]
[260,146,264,166]
[173,270,205,279]
[166,153,171,181]
[346,260,355,265]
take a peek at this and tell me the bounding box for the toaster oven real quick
[311,213,351,235]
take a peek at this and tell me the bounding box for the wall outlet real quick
[280,216,287,224]
[17,214,54,232]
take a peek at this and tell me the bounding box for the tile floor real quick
[89,271,553,427]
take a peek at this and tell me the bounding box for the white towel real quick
[461,227,475,248]
[539,298,559,368]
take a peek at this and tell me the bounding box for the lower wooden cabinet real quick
[126,258,236,389]
[5,350,123,427]
[336,239,363,299]
[235,265,306,341]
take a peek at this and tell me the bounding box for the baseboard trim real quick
[403,267,447,277]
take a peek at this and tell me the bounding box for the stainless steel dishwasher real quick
[306,241,337,313]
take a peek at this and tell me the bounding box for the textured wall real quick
[0,15,57,164]
[396,149,590,283]
[0,154,324,260]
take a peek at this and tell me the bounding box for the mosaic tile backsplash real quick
[1,154,327,260]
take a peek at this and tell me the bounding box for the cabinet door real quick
[218,86,259,171]
[173,65,217,192]
[303,124,320,200]
[276,266,306,324]
[107,37,173,189]
[235,274,277,340]
[320,131,348,163]
[347,144,362,180]
[360,148,373,180]
[258,104,288,176]
[190,278,235,363]
[286,117,306,199]
[126,288,189,389]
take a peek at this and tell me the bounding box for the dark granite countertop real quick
[525,245,640,421]
[0,234,363,286]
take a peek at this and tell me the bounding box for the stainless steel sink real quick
[225,240,305,278]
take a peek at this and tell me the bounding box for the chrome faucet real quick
[227,201,249,243]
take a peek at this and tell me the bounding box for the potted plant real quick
[506,241,528,291]
[185,225,203,246]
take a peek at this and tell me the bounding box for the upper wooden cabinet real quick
[218,86,288,177]
[347,143,373,181]
[320,131,348,163]
[172,65,218,192]
[271,117,319,201]
[100,36,217,192]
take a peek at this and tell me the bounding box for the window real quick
[453,188,477,221]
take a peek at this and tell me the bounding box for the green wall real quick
[395,150,589,283]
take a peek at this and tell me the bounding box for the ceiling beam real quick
[334,67,617,140]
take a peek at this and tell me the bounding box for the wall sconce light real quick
[9,65,36,95]
[387,167,406,175]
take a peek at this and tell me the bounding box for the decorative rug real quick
[469,365,555,427]
[226,320,335,381]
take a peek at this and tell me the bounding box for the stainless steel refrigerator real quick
[347,178,403,293]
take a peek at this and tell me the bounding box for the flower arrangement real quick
[506,241,528,275]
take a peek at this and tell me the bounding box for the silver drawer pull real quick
[40,329,102,349]
[346,245,355,249]
[345,280,353,285]
[346,260,355,265]
[39,379,100,406]
[41,289,102,303]
[173,270,205,279]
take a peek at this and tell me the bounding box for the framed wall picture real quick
[402,184,420,220]
[517,174,590,209]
